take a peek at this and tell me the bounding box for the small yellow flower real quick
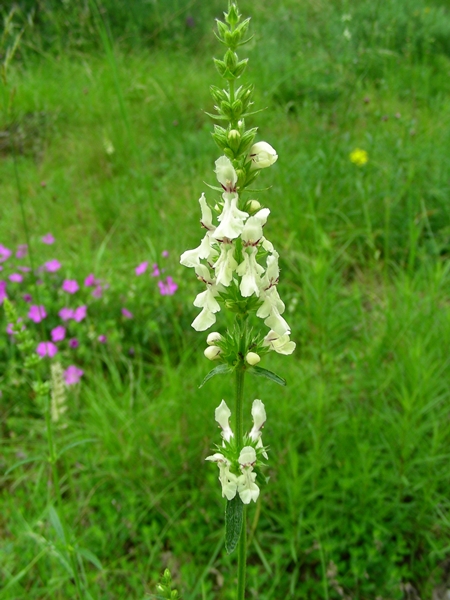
[349,148,368,166]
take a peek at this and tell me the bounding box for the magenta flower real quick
[44,259,61,272]
[135,261,149,276]
[28,304,47,323]
[92,285,103,298]
[23,293,32,303]
[162,250,169,258]
[7,318,24,335]
[51,325,66,342]
[98,334,107,343]
[0,245,12,262]
[18,266,31,272]
[62,279,79,294]
[64,365,84,385]
[42,233,55,245]
[73,305,87,322]
[59,307,74,321]
[0,281,7,304]
[121,308,133,319]
[69,338,79,348]
[37,341,58,358]
[151,263,160,277]
[9,273,23,283]
[158,276,178,296]
[16,244,28,258]
[84,273,98,287]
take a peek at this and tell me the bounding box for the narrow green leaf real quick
[76,547,103,571]
[5,455,44,475]
[58,438,97,458]
[225,495,243,554]
[48,505,66,544]
[199,364,232,388]
[248,366,286,386]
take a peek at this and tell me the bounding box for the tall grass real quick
[1,0,450,597]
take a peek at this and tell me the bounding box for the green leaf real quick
[5,455,44,475]
[199,364,232,388]
[225,495,244,554]
[248,366,286,386]
[58,438,97,458]
[76,546,103,571]
[48,505,66,544]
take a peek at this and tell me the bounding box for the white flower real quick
[241,208,270,246]
[249,400,266,441]
[248,141,278,170]
[263,330,296,355]
[245,352,260,366]
[205,453,238,500]
[215,156,238,192]
[191,282,223,331]
[259,250,280,290]
[249,399,268,459]
[204,345,221,360]
[213,193,249,241]
[236,246,265,297]
[237,446,259,504]
[180,232,217,268]
[199,193,215,231]
[214,242,238,287]
[206,331,223,345]
[215,400,234,442]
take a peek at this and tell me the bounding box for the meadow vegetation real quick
[1,0,450,598]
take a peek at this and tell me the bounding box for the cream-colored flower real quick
[248,141,278,170]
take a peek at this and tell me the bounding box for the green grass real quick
[2,0,450,598]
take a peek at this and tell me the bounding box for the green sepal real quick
[225,495,244,554]
[248,365,286,386]
[199,364,233,388]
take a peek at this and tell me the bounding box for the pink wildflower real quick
[44,259,61,272]
[51,325,66,342]
[62,279,79,294]
[162,250,169,258]
[135,261,149,276]
[59,307,74,321]
[23,293,32,303]
[84,273,98,287]
[69,338,79,348]
[121,308,133,319]
[98,334,107,343]
[92,285,103,298]
[17,266,31,272]
[0,281,7,303]
[158,276,178,296]
[151,263,160,277]
[37,341,58,358]
[0,245,12,262]
[64,365,84,385]
[28,305,47,323]
[42,233,55,245]
[73,305,87,322]
[16,244,28,258]
[9,273,23,283]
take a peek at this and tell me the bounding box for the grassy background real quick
[1,0,450,598]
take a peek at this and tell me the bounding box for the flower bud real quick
[248,141,278,170]
[204,345,221,360]
[248,200,261,213]
[227,129,241,153]
[207,331,223,345]
[245,351,261,365]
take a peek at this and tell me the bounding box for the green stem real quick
[237,506,247,600]
[44,395,84,600]
[234,365,247,598]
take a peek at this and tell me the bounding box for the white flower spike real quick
[215,156,238,192]
[205,453,238,500]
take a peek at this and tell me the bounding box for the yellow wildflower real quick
[349,148,368,166]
